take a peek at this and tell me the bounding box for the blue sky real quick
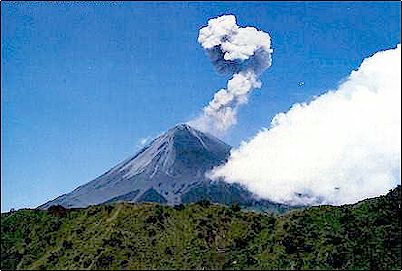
[1,1,400,212]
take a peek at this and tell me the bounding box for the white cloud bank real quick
[210,44,401,206]
[188,15,273,136]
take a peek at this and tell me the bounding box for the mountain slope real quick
[39,124,292,212]
[2,186,400,270]
[39,124,233,208]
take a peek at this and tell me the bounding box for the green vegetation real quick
[1,186,400,270]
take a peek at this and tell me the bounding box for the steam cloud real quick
[210,44,401,206]
[188,15,273,136]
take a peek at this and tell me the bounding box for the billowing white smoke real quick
[210,44,401,206]
[188,15,273,136]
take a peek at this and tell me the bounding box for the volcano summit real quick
[39,124,289,212]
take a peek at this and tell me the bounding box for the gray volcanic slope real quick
[39,124,232,208]
[39,124,292,212]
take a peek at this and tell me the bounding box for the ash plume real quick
[188,15,273,136]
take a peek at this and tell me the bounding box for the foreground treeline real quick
[1,186,400,270]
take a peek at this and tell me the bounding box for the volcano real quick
[39,124,290,212]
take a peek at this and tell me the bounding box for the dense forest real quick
[1,186,400,270]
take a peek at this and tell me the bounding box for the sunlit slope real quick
[1,186,400,270]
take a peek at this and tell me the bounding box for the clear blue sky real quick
[1,1,400,212]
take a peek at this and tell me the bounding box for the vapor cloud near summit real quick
[188,15,273,136]
[210,44,401,206]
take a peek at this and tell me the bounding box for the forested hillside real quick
[1,186,400,270]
